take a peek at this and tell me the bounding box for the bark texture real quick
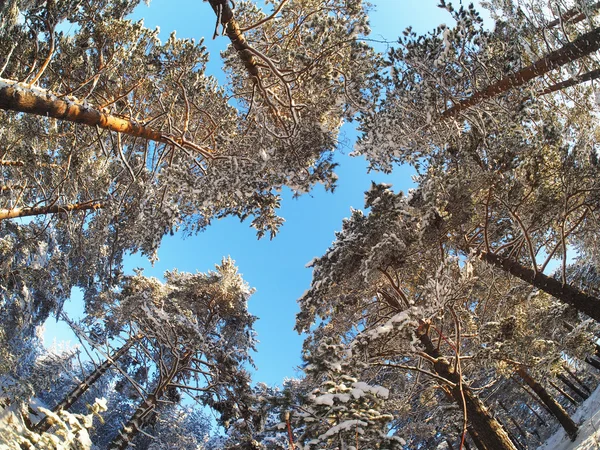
[108,351,192,450]
[0,200,104,221]
[418,326,517,450]
[479,251,600,322]
[442,27,600,118]
[207,0,260,79]
[0,79,170,141]
[34,337,138,433]
[516,367,578,441]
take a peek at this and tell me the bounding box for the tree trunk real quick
[479,251,600,322]
[206,0,259,79]
[512,376,554,417]
[545,2,600,29]
[498,401,532,443]
[108,351,192,450]
[557,373,589,401]
[418,327,517,450]
[549,380,579,406]
[0,200,104,221]
[516,367,578,441]
[0,78,210,159]
[585,355,600,371]
[442,26,600,118]
[0,78,165,140]
[524,402,547,427]
[539,67,600,95]
[34,336,138,433]
[495,417,526,450]
[563,365,592,394]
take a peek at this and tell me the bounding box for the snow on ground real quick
[538,384,600,450]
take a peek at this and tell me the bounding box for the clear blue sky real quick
[44,0,465,386]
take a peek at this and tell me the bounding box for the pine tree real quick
[100,259,257,448]
[297,183,520,450]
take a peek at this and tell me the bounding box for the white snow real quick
[351,381,390,399]
[537,383,600,450]
[305,257,318,268]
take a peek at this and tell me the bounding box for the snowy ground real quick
[538,385,600,450]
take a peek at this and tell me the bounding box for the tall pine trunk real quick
[418,328,517,450]
[516,367,578,441]
[0,200,104,221]
[562,366,592,395]
[479,251,600,322]
[34,336,138,433]
[206,0,259,79]
[441,27,600,118]
[108,351,192,450]
[557,373,589,401]
[0,78,210,159]
[0,78,165,142]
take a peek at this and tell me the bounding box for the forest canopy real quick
[1,0,600,448]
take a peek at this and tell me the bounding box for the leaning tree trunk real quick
[0,200,104,221]
[0,78,210,158]
[495,416,526,450]
[557,373,589,401]
[34,336,138,433]
[549,380,579,406]
[563,365,592,395]
[498,401,533,444]
[586,355,600,371]
[206,0,260,79]
[418,327,517,450]
[0,79,163,141]
[516,367,578,441]
[441,26,600,118]
[479,251,600,322]
[539,67,600,95]
[108,351,192,450]
[525,402,548,427]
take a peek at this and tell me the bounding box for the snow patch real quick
[537,383,600,450]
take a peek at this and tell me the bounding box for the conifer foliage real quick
[2,0,600,448]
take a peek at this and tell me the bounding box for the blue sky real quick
[43,0,462,386]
